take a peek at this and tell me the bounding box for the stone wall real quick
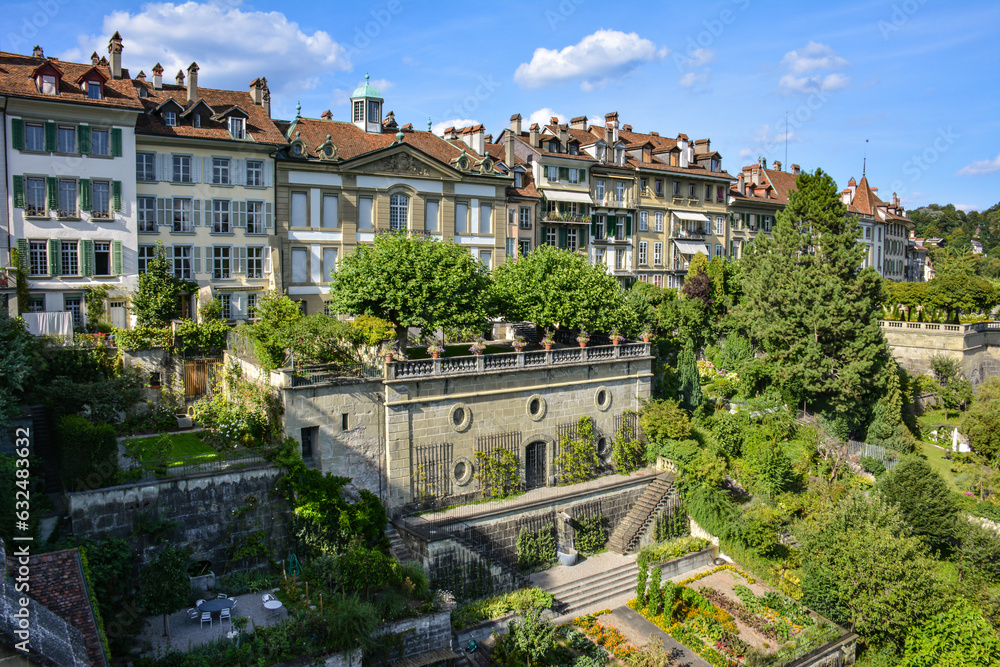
[654,547,717,579]
[377,610,452,661]
[121,347,184,402]
[787,632,857,667]
[66,466,288,565]
[881,321,1000,383]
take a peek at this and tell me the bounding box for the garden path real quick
[607,605,711,667]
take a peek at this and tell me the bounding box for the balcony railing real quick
[594,194,635,209]
[672,229,705,239]
[543,212,591,223]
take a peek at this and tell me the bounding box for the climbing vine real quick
[475,449,522,499]
[516,526,556,572]
[573,514,607,555]
[653,499,690,543]
[612,410,645,473]
[555,417,599,484]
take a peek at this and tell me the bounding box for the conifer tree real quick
[677,340,702,411]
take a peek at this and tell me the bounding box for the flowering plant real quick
[641,323,654,337]
[469,339,487,354]
[609,329,625,343]
[427,343,445,356]
[540,329,556,346]
[512,335,527,350]
[576,328,591,344]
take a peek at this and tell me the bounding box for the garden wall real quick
[786,631,857,667]
[377,610,452,661]
[66,465,288,566]
[121,347,184,401]
[654,546,718,579]
[881,321,1000,383]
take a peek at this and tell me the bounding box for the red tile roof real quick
[0,51,142,110]
[6,548,108,667]
[136,82,286,144]
[508,168,541,199]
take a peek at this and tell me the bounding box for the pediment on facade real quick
[351,147,454,180]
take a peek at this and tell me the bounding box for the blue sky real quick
[4,0,998,212]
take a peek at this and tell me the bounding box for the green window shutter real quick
[112,240,123,275]
[47,177,58,209]
[540,225,547,245]
[81,240,94,276]
[44,122,57,152]
[78,125,91,154]
[607,215,616,238]
[558,166,569,180]
[17,239,29,271]
[113,181,122,211]
[590,218,598,238]
[80,179,91,210]
[48,239,61,276]
[11,119,24,150]
[12,176,25,208]
[111,128,122,157]
[579,169,587,183]
[558,227,568,248]
[625,215,633,236]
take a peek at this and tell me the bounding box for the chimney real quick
[758,155,767,169]
[842,189,852,206]
[558,124,568,148]
[549,116,559,126]
[32,45,43,58]
[136,71,146,82]
[570,115,587,130]
[737,172,746,196]
[604,124,613,149]
[678,136,689,168]
[152,63,163,90]
[510,113,522,135]
[505,131,515,166]
[751,166,761,186]
[893,192,900,207]
[175,70,185,86]
[321,109,333,120]
[484,133,492,145]
[463,125,485,155]
[108,31,123,80]
[650,131,659,136]
[605,112,619,142]
[622,124,632,132]
[791,163,800,175]
[90,51,100,66]
[773,160,782,172]
[186,62,199,105]
[695,138,710,153]
[529,123,540,148]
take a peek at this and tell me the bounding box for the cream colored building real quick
[134,63,285,321]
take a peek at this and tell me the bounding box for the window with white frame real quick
[546,228,557,246]
[247,201,264,234]
[567,169,579,184]
[638,241,648,265]
[654,211,664,232]
[506,238,515,258]
[353,101,364,122]
[213,200,230,233]
[639,211,649,231]
[136,153,155,181]
[616,218,625,240]
[519,239,531,256]
[25,123,44,151]
[172,155,191,182]
[596,180,605,200]
[595,247,606,267]
[715,244,724,258]
[514,172,522,188]
[615,181,625,203]
[61,240,78,275]
[213,246,230,279]
[247,160,264,187]
[566,229,578,251]
[164,111,176,127]
[138,245,155,273]
[91,128,109,156]
[547,166,558,182]
[654,242,663,265]
[640,178,647,193]
[29,241,47,276]
[322,247,338,280]
[247,246,264,278]
[763,215,772,232]
[212,158,230,185]
[138,197,156,232]
[715,216,724,235]
[219,294,232,319]
[58,180,76,216]
[92,181,111,218]
[64,296,82,328]
[247,293,259,318]
[94,241,111,276]
[390,194,409,231]
[519,206,531,229]
[615,248,625,269]
[653,274,663,288]
[25,177,45,216]
[292,248,308,283]
[172,246,192,279]
[291,192,307,227]
[229,117,245,139]
[615,147,624,165]
[57,126,75,153]
[169,198,191,232]
[638,274,647,282]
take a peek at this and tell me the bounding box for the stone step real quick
[545,562,637,599]
[385,526,414,564]
[552,566,639,614]
[607,476,675,555]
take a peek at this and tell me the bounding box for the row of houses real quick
[1,34,918,327]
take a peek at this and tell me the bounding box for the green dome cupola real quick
[350,73,383,133]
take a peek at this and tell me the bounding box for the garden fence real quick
[134,448,269,481]
[845,439,899,471]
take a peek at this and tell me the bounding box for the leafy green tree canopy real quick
[962,377,1000,460]
[900,599,1000,667]
[138,545,192,638]
[0,310,33,428]
[328,232,492,352]
[877,455,958,553]
[130,242,182,327]
[492,244,625,332]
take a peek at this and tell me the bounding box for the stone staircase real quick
[607,475,675,555]
[386,525,415,564]
[25,405,60,494]
[547,559,638,615]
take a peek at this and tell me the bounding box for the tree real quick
[240,290,302,370]
[736,168,890,414]
[492,244,625,333]
[676,340,702,411]
[900,599,1000,667]
[639,399,692,444]
[0,309,33,429]
[744,440,795,499]
[130,242,181,327]
[138,545,192,638]
[877,456,958,553]
[799,490,946,649]
[329,232,492,354]
[866,365,916,454]
[505,607,556,666]
[926,273,997,323]
[962,377,1000,460]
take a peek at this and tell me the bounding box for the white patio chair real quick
[200,611,212,628]
[186,608,198,622]
[217,593,227,599]
[220,608,231,624]
[230,598,238,610]
[196,599,205,608]
[262,593,274,604]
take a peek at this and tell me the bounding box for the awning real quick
[673,210,710,222]
[541,189,594,204]
[674,240,709,256]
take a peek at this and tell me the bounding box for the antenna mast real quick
[863,139,868,178]
[784,111,788,168]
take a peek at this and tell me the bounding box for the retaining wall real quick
[881,321,1000,383]
[378,610,452,661]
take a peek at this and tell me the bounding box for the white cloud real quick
[955,204,979,212]
[957,153,1000,176]
[679,70,710,88]
[402,56,418,66]
[527,108,566,127]
[431,118,479,136]
[64,2,350,97]
[514,29,667,90]
[781,41,847,75]
[777,41,849,94]
[687,48,715,67]
[739,148,753,159]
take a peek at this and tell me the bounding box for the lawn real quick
[916,408,963,438]
[130,432,219,466]
[919,440,961,493]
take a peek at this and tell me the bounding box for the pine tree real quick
[867,364,915,453]
[736,169,890,414]
[677,340,702,411]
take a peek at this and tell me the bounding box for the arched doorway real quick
[524,441,547,489]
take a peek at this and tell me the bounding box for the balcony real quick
[672,229,705,239]
[542,211,591,224]
[593,193,636,209]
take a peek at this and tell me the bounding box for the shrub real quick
[574,514,607,555]
[640,399,692,443]
[555,417,599,484]
[451,587,553,629]
[57,415,118,491]
[517,526,556,571]
[475,449,521,499]
[637,536,711,569]
[859,456,886,478]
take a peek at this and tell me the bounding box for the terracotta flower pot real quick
[384,355,394,363]
[544,344,553,351]
[431,352,440,359]
[579,341,588,348]
[612,339,621,346]
[642,334,651,343]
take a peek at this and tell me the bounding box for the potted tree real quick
[576,328,590,348]
[609,329,624,346]
[541,330,555,351]
[469,339,487,356]
[428,343,445,359]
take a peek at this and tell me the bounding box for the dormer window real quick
[164,111,176,127]
[87,82,101,99]
[40,75,57,95]
[514,172,523,188]
[569,143,579,155]
[711,158,720,172]
[615,147,624,165]
[548,140,558,153]
[229,117,246,139]
[194,115,202,128]
[597,145,606,161]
